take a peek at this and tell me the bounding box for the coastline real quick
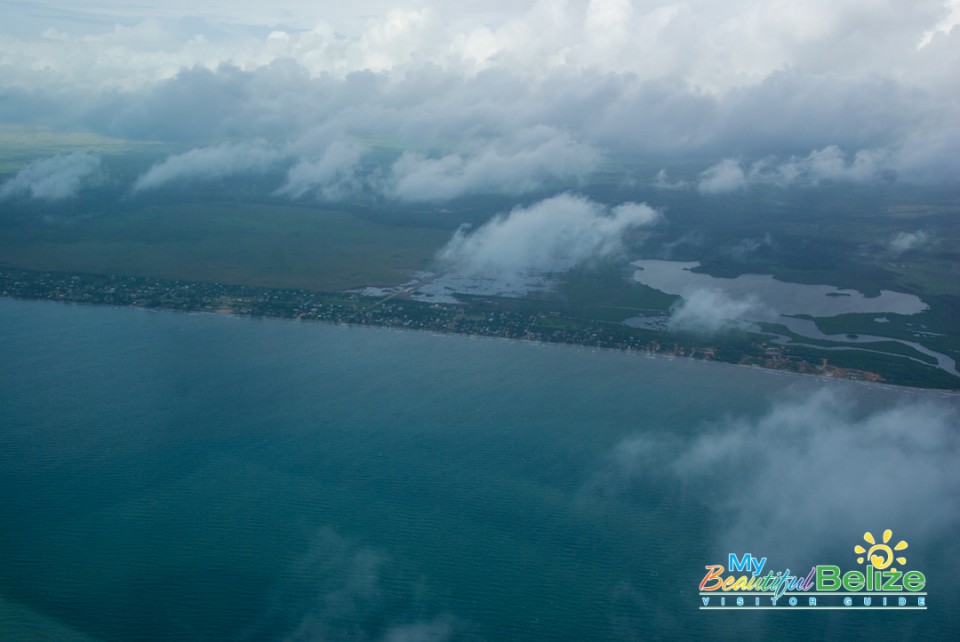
[3,279,958,396]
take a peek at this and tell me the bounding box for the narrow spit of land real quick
[3,268,958,390]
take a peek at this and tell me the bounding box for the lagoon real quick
[631,260,928,317]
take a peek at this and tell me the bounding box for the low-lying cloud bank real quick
[274,141,368,200]
[1,1,957,219]
[437,193,660,277]
[119,137,942,202]
[0,152,102,200]
[385,128,600,202]
[2,1,959,193]
[692,145,900,194]
[125,127,599,203]
[132,142,282,192]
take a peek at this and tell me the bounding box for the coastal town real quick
[1,267,892,385]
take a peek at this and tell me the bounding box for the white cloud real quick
[697,159,747,194]
[653,169,688,190]
[2,2,959,184]
[667,287,770,333]
[772,145,890,184]
[675,389,960,557]
[385,128,600,202]
[0,152,102,200]
[728,233,775,259]
[132,142,281,192]
[269,526,462,642]
[1,1,949,92]
[274,141,367,200]
[695,146,894,193]
[438,193,660,277]
[889,230,932,255]
[918,0,960,49]
[595,389,960,560]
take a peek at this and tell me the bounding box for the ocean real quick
[1,298,957,641]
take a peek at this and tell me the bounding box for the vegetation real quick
[0,201,449,290]
[2,143,959,389]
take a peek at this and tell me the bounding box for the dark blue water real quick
[1,299,957,641]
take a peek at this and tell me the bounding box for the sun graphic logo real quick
[855,529,908,571]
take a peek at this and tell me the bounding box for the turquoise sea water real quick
[1,298,957,641]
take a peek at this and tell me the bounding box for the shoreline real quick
[4,291,958,397]
[2,266,957,391]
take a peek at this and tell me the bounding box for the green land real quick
[1,132,959,389]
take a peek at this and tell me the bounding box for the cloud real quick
[131,141,282,192]
[385,128,600,202]
[253,527,460,642]
[696,146,895,193]
[658,231,706,260]
[770,145,891,184]
[889,230,932,255]
[2,2,959,185]
[653,169,688,190]
[697,159,747,194]
[677,390,960,558]
[276,129,598,203]
[4,0,949,96]
[918,0,960,49]
[580,431,679,500]
[667,288,770,333]
[595,388,960,561]
[274,141,368,200]
[727,233,775,259]
[438,193,660,277]
[0,152,102,200]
